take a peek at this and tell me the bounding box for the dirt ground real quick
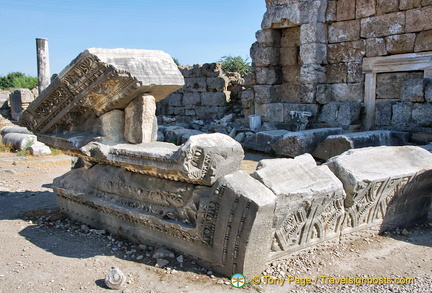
[0,151,431,293]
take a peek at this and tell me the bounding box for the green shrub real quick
[0,72,38,90]
[218,55,251,77]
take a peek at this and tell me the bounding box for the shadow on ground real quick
[0,189,217,276]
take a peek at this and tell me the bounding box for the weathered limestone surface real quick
[54,165,276,277]
[124,94,157,144]
[1,126,32,137]
[252,154,346,257]
[313,130,408,160]
[242,130,291,153]
[2,133,36,151]
[272,127,344,157]
[41,133,244,186]
[19,48,184,135]
[326,146,432,232]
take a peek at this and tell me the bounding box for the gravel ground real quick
[0,152,431,292]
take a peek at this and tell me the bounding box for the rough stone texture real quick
[426,79,432,102]
[360,12,405,38]
[10,89,35,120]
[313,130,406,160]
[331,83,363,102]
[376,72,424,100]
[337,0,356,21]
[412,103,432,126]
[401,78,425,102]
[326,146,432,232]
[272,127,344,157]
[2,133,36,151]
[328,40,365,63]
[54,165,276,277]
[375,101,393,126]
[158,63,240,123]
[251,43,280,67]
[385,34,416,54]
[391,102,413,127]
[124,95,157,144]
[365,38,387,57]
[406,7,432,33]
[328,20,361,43]
[252,154,346,255]
[242,130,291,153]
[97,110,125,143]
[377,0,399,14]
[414,30,432,52]
[356,0,377,18]
[317,102,361,128]
[300,22,327,44]
[300,43,328,65]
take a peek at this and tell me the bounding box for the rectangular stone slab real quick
[38,133,244,186]
[313,130,407,160]
[19,48,184,134]
[53,166,275,277]
[326,146,432,232]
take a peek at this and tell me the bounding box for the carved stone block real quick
[124,94,157,144]
[19,48,184,134]
[326,146,432,232]
[252,154,346,257]
[54,166,275,277]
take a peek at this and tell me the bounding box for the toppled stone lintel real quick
[53,166,276,277]
[39,133,244,186]
[19,48,184,134]
[326,146,432,232]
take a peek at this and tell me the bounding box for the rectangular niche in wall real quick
[280,27,301,103]
[362,52,432,130]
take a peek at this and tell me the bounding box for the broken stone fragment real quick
[104,266,126,290]
[252,154,346,255]
[19,48,184,135]
[326,146,432,232]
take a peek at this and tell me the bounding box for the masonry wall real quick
[157,63,243,124]
[245,0,432,131]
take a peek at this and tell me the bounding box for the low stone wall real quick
[156,63,244,124]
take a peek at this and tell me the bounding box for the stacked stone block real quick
[248,0,432,131]
[157,63,232,123]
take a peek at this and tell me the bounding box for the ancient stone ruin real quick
[246,0,432,134]
[10,0,432,280]
[19,44,432,278]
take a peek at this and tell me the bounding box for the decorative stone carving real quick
[252,154,346,258]
[326,146,432,232]
[54,167,276,277]
[19,48,184,135]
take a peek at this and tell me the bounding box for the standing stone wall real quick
[246,0,432,131]
[156,63,244,123]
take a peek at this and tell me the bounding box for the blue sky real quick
[0,0,266,77]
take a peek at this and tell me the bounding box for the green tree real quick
[218,55,251,77]
[0,72,38,90]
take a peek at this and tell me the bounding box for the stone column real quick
[36,38,50,94]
